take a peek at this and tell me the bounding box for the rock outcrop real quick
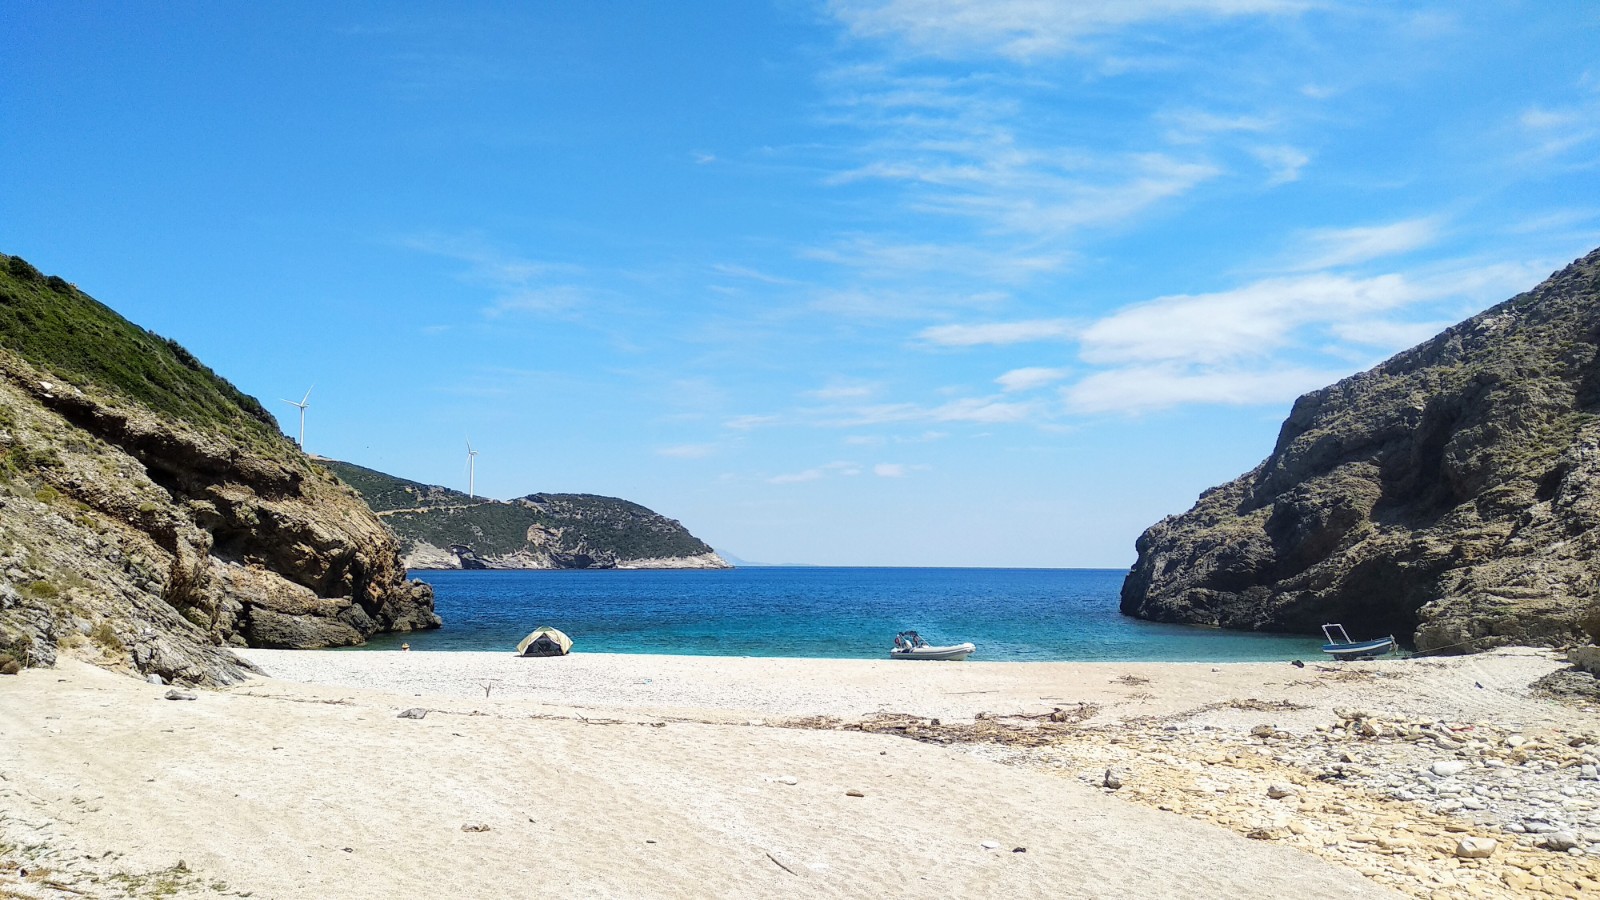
[320,459,730,570]
[1122,247,1600,652]
[0,253,438,684]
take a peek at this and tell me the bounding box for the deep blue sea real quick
[354,567,1325,662]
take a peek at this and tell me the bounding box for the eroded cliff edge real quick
[0,254,438,684]
[1121,247,1600,653]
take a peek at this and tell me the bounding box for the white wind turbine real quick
[281,386,313,451]
[466,438,479,499]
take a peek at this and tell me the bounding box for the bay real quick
[354,567,1325,662]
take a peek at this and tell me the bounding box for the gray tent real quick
[516,626,573,657]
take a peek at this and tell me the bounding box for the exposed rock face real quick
[320,460,731,571]
[0,254,438,684]
[1122,248,1600,653]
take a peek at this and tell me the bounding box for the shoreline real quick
[3,646,1597,898]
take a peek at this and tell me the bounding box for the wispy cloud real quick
[918,318,1075,347]
[828,0,1312,61]
[1061,255,1559,414]
[805,380,880,401]
[658,443,719,460]
[809,285,1011,321]
[769,461,862,484]
[710,263,798,285]
[995,366,1071,392]
[826,397,1041,426]
[1251,144,1310,185]
[402,233,592,316]
[1516,98,1600,165]
[1289,218,1442,270]
[1062,363,1345,414]
[1077,273,1418,366]
[1159,108,1275,143]
[803,236,1064,283]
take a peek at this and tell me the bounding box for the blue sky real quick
[3,2,1597,567]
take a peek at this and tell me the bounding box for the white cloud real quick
[918,318,1075,346]
[1521,107,1579,130]
[874,463,907,477]
[828,0,1312,61]
[1077,273,1417,366]
[1062,363,1345,414]
[1327,318,1454,349]
[1251,144,1310,185]
[1160,109,1274,143]
[1060,256,1562,415]
[995,366,1071,392]
[1515,101,1599,163]
[1292,218,1441,270]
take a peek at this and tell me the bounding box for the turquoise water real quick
[356,567,1325,662]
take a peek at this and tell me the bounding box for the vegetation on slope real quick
[0,253,279,446]
[320,459,718,562]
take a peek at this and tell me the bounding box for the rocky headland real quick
[1122,247,1600,653]
[0,253,438,685]
[321,459,730,570]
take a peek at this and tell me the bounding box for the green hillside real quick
[320,459,721,565]
[0,253,281,448]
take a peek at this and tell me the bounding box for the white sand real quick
[1,648,1582,899]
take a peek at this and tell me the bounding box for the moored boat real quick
[890,630,976,661]
[1320,623,1396,661]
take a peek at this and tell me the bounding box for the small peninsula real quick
[1122,247,1600,653]
[321,459,730,571]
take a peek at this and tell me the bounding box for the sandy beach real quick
[2,648,1597,899]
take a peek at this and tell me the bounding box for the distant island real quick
[320,459,730,571]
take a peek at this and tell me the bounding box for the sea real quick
[353,567,1325,662]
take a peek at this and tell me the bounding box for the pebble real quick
[460,823,491,833]
[1431,760,1468,777]
[1267,783,1297,799]
[980,840,1000,850]
[145,673,166,685]
[163,689,196,701]
[845,790,865,798]
[1454,837,1497,859]
[397,708,428,719]
[1103,768,1123,790]
[778,775,798,785]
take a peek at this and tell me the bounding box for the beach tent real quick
[516,626,573,657]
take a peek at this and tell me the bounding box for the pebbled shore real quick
[1,646,1596,898]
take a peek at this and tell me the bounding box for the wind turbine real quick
[281,386,313,451]
[466,438,479,499]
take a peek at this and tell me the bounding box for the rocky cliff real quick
[321,459,730,570]
[1122,247,1600,653]
[0,253,438,685]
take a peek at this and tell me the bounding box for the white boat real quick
[1320,623,1396,661]
[889,630,976,661]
